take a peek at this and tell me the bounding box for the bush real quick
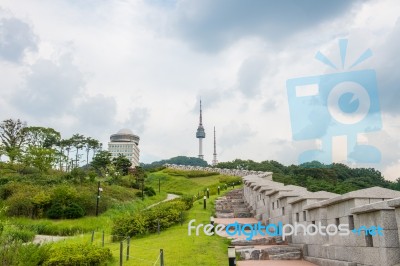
[46,202,85,219]
[144,186,156,196]
[111,198,189,240]
[0,240,49,266]
[2,225,36,242]
[43,243,112,266]
[64,203,85,219]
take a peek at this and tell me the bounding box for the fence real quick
[89,231,164,266]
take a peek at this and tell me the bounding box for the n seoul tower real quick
[196,100,206,160]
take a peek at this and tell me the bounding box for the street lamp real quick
[228,246,236,266]
[96,181,103,216]
[210,216,215,235]
[203,196,207,209]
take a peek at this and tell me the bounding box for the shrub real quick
[0,240,49,266]
[5,193,35,217]
[144,186,156,196]
[2,225,36,242]
[111,198,189,239]
[63,203,85,219]
[46,202,85,219]
[43,243,112,266]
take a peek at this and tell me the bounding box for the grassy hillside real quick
[0,167,241,265]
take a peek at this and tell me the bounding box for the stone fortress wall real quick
[166,164,400,266]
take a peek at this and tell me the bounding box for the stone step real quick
[235,212,253,218]
[236,246,302,261]
[216,212,234,218]
[232,236,285,246]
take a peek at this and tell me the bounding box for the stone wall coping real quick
[350,200,394,214]
[287,191,339,205]
[316,186,400,208]
[303,201,326,210]
[277,191,308,199]
[387,197,400,208]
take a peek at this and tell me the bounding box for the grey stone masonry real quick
[166,165,400,266]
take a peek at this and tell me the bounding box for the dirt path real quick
[145,193,180,209]
[32,235,68,244]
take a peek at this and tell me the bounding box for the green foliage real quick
[163,168,219,178]
[217,159,398,194]
[43,242,112,266]
[0,118,27,163]
[2,225,36,242]
[112,154,132,175]
[111,198,189,239]
[91,150,112,172]
[0,240,49,266]
[22,146,58,172]
[142,155,209,169]
[144,186,156,196]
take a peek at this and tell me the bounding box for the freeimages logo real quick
[286,39,382,165]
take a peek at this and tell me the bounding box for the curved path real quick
[145,193,180,209]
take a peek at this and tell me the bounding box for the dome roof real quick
[117,128,134,135]
[110,128,140,144]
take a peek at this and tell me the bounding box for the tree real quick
[0,119,27,163]
[112,154,132,175]
[84,137,100,166]
[22,146,57,172]
[58,138,73,171]
[70,134,85,168]
[91,150,112,173]
[24,126,61,148]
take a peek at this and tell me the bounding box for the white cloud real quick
[0,0,399,181]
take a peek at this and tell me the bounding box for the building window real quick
[296,213,299,222]
[348,215,354,230]
[311,221,316,233]
[272,202,274,210]
[303,211,306,221]
[277,200,279,208]
[282,207,285,215]
[365,234,373,247]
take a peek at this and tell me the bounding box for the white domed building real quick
[108,129,140,167]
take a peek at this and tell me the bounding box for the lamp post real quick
[206,188,210,199]
[203,196,206,210]
[218,186,220,195]
[210,216,215,235]
[228,246,236,266]
[96,181,103,216]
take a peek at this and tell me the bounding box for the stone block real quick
[377,229,400,248]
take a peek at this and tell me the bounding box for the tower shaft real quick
[199,138,204,160]
[212,126,218,166]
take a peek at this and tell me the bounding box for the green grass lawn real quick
[146,169,239,197]
[60,192,235,266]
[5,169,242,265]
[8,193,167,235]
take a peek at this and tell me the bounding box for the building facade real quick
[108,128,140,167]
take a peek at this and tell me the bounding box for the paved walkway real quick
[145,193,180,209]
[32,235,68,244]
[237,260,317,266]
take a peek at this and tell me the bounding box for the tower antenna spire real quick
[199,99,203,125]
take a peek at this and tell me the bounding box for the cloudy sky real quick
[0,0,399,180]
